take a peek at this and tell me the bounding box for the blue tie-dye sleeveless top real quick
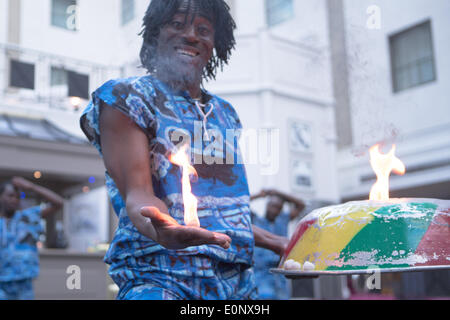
[0,206,43,282]
[80,75,254,281]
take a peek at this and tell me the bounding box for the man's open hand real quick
[141,207,231,250]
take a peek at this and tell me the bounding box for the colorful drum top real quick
[279,198,450,272]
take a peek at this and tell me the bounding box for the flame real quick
[369,144,406,201]
[169,145,200,227]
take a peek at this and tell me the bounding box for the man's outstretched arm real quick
[99,104,231,250]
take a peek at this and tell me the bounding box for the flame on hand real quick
[369,144,406,201]
[169,145,200,227]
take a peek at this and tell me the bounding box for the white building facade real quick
[335,0,450,201]
[0,0,342,298]
[111,0,340,207]
[4,0,447,300]
[0,0,340,209]
[211,0,339,207]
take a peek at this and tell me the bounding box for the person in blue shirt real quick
[0,177,64,300]
[251,189,305,299]
[80,0,287,300]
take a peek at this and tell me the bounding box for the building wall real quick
[337,0,450,199]
[1,0,343,299]
[205,1,337,205]
[343,0,449,143]
[327,0,353,149]
[0,1,8,96]
[0,1,7,44]
[20,0,120,65]
[0,0,126,139]
[115,0,338,207]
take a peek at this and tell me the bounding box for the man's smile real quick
[175,46,200,58]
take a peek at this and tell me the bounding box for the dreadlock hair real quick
[139,0,236,82]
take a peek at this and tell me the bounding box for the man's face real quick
[155,1,215,86]
[266,196,284,222]
[0,184,20,215]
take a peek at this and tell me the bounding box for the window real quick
[389,20,436,93]
[291,159,314,191]
[68,71,89,100]
[121,0,135,26]
[10,60,35,90]
[50,67,89,99]
[51,0,78,31]
[50,67,68,87]
[266,0,294,27]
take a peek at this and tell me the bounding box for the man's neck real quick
[155,71,202,100]
[186,85,202,101]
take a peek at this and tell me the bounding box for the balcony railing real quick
[0,31,333,114]
[0,42,126,113]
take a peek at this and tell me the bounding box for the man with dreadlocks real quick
[80,0,287,300]
[0,177,64,300]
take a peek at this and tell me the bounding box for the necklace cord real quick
[194,100,214,141]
